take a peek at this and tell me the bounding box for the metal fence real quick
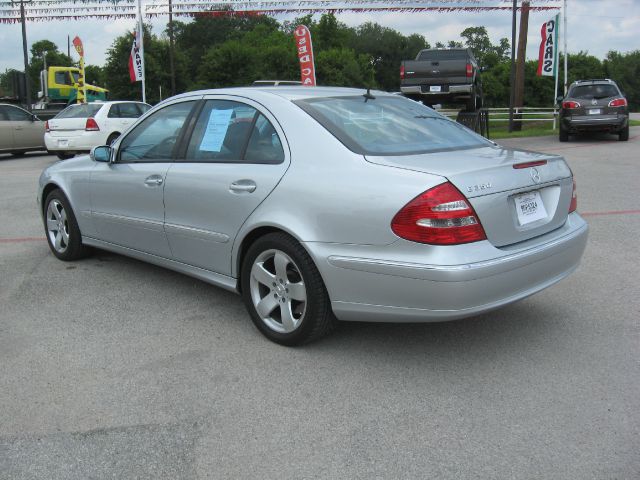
[438,107,559,130]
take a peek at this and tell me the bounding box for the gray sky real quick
[1,0,638,73]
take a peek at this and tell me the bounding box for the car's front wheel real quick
[241,233,335,345]
[43,189,88,261]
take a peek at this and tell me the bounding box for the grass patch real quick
[488,118,640,139]
[488,121,555,139]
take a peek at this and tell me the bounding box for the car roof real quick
[166,86,393,103]
[571,79,617,86]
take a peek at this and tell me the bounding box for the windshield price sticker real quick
[514,191,548,225]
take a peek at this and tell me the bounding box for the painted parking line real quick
[0,237,45,244]
[581,209,640,217]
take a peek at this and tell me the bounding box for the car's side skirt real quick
[82,236,239,293]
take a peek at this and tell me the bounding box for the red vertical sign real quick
[295,25,316,86]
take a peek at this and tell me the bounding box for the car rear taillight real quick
[391,182,487,245]
[569,179,577,213]
[466,63,473,77]
[608,98,627,107]
[400,65,405,80]
[85,118,100,131]
[45,120,50,133]
[562,101,580,109]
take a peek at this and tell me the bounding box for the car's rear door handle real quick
[144,175,163,186]
[229,180,256,193]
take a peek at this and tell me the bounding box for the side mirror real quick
[91,145,112,163]
[479,66,488,73]
[556,95,564,104]
[31,114,39,122]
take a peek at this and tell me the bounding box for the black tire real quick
[240,232,335,346]
[107,132,120,145]
[559,125,569,142]
[619,124,629,141]
[56,152,75,160]
[11,151,25,157]
[43,189,88,261]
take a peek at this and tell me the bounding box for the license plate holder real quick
[58,139,69,148]
[429,85,442,92]
[514,190,548,226]
[588,108,601,115]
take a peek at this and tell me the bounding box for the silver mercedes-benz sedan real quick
[38,87,588,345]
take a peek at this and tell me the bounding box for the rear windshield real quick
[295,95,489,156]
[417,50,468,61]
[570,84,619,99]
[55,103,103,119]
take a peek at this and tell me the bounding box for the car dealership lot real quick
[1,130,639,479]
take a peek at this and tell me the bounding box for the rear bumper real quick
[562,115,627,132]
[401,84,473,96]
[44,131,105,152]
[305,213,588,322]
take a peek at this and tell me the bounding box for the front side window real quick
[54,72,73,86]
[0,106,10,121]
[184,100,284,164]
[295,95,489,156]
[5,106,31,121]
[119,101,195,162]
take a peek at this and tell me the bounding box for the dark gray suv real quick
[558,79,629,142]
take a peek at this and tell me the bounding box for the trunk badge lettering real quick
[591,99,598,105]
[530,168,541,183]
[466,182,492,193]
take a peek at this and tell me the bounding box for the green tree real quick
[315,48,375,87]
[103,24,178,104]
[604,49,640,109]
[352,22,429,91]
[27,40,73,98]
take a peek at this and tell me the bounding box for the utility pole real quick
[563,0,568,94]
[508,0,517,133]
[168,0,176,96]
[16,0,32,111]
[513,0,530,131]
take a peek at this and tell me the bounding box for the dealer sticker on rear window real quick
[514,190,548,225]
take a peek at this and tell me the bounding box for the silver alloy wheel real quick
[249,249,307,333]
[46,199,70,254]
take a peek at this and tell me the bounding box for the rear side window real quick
[109,103,144,119]
[570,84,619,99]
[56,104,103,119]
[295,95,489,156]
[184,100,284,164]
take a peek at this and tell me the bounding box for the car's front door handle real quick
[229,180,256,193]
[144,175,164,187]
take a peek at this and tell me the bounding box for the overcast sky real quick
[1,0,638,73]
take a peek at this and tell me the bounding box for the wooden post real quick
[513,0,530,131]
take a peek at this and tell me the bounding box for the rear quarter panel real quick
[231,96,445,276]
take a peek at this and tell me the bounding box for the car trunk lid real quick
[366,146,574,247]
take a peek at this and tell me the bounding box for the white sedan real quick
[45,101,151,160]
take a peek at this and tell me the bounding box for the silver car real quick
[0,103,46,156]
[38,87,588,345]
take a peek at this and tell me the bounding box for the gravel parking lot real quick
[1,129,639,479]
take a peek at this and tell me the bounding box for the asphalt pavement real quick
[1,129,639,479]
